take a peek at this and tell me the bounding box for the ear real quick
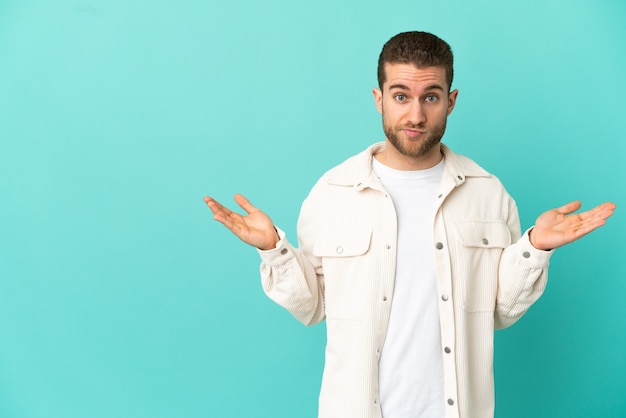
[447,89,459,116]
[372,87,383,114]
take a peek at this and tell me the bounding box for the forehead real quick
[383,63,447,91]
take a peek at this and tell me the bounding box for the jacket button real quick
[280,248,288,255]
[523,251,531,258]
[336,246,344,254]
[444,347,451,353]
[482,238,489,245]
[435,242,444,250]
[441,294,449,301]
[448,398,455,406]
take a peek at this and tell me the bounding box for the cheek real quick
[382,111,398,129]
[382,103,403,123]
[433,105,450,120]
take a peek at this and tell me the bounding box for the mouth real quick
[402,128,427,138]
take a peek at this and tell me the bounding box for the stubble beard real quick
[383,114,447,159]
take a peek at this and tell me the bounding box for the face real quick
[373,63,458,168]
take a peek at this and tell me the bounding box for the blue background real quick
[1,0,624,417]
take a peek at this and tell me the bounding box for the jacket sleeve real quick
[257,193,326,326]
[494,201,554,329]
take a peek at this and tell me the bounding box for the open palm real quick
[204,194,279,251]
[530,201,616,250]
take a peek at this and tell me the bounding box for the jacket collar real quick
[325,142,490,190]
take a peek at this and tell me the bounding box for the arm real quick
[258,226,326,326]
[495,200,616,329]
[204,194,325,325]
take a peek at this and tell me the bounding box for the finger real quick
[210,205,245,234]
[234,193,257,214]
[573,218,608,239]
[579,202,616,222]
[203,196,253,241]
[204,196,236,223]
[204,196,222,212]
[571,203,616,237]
[204,197,225,215]
[595,202,617,219]
[555,200,582,215]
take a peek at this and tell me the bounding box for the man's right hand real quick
[204,194,280,251]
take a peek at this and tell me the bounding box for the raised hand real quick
[529,201,616,251]
[204,194,280,251]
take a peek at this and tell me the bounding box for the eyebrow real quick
[388,83,446,92]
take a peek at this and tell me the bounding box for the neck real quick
[375,141,443,170]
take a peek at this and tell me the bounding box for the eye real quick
[394,94,407,102]
[425,94,438,103]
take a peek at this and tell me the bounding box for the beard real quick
[382,113,448,159]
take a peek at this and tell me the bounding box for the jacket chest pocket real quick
[313,227,372,320]
[454,221,511,312]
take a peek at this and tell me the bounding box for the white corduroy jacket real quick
[258,143,552,418]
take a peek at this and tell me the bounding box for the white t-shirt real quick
[373,156,445,418]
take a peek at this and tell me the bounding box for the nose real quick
[407,101,426,125]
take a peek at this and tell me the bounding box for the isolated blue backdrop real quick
[1,0,624,417]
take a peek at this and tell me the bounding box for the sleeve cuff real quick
[257,226,294,266]
[518,227,554,266]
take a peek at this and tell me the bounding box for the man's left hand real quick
[529,201,616,251]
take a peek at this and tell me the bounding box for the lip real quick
[402,128,426,138]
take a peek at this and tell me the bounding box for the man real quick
[204,32,615,418]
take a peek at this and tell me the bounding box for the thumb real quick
[555,200,582,215]
[234,193,257,214]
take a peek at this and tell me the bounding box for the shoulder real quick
[441,144,491,178]
[314,142,383,187]
[442,144,513,199]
